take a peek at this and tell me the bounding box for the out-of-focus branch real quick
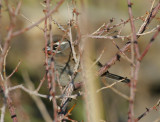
[20,13,44,31]
[101,79,130,101]
[97,79,126,93]
[22,72,53,122]
[6,60,21,80]
[12,0,65,37]
[0,1,22,121]
[0,103,6,122]
[35,74,46,92]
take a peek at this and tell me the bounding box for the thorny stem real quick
[46,0,58,121]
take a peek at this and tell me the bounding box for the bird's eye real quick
[53,44,58,50]
[53,42,60,50]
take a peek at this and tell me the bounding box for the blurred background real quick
[0,0,160,122]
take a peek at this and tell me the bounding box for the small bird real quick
[44,35,81,86]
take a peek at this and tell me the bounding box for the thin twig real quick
[0,1,23,121]
[68,21,78,63]
[8,84,48,98]
[53,19,66,32]
[137,2,160,35]
[3,47,11,79]
[35,74,46,92]
[44,0,58,121]
[97,79,124,93]
[101,79,130,100]
[136,99,160,121]
[137,25,159,36]
[88,49,105,71]
[12,0,65,37]
[20,13,44,31]
[139,26,160,61]
[6,60,21,80]
[22,72,53,122]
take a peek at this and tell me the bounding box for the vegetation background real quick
[0,0,160,122]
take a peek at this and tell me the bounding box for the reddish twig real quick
[35,74,46,92]
[6,60,21,80]
[0,1,23,121]
[47,0,58,120]
[127,0,140,121]
[98,42,131,76]
[136,99,160,121]
[139,26,160,61]
[43,0,58,121]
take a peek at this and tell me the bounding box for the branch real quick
[139,26,160,61]
[12,0,65,37]
[136,99,160,121]
[98,1,160,77]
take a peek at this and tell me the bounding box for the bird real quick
[44,35,81,86]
